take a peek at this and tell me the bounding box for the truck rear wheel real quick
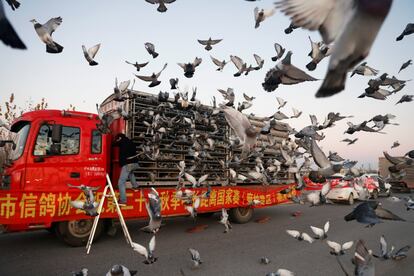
[56,219,103,247]
[229,207,254,224]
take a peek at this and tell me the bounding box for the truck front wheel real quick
[229,207,254,224]
[56,219,103,247]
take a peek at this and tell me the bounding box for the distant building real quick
[378,157,414,188]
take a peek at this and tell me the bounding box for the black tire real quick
[348,194,354,205]
[56,219,103,247]
[371,189,379,199]
[46,223,56,234]
[229,207,254,224]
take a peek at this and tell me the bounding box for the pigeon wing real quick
[149,235,156,253]
[253,54,263,66]
[156,63,168,78]
[197,39,208,45]
[286,230,300,239]
[70,200,85,210]
[327,240,341,253]
[342,241,354,250]
[310,139,330,169]
[185,173,197,186]
[135,75,154,82]
[302,232,314,243]
[118,80,130,92]
[43,16,62,35]
[321,182,331,196]
[87,43,101,59]
[324,221,330,233]
[230,55,244,70]
[210,55,223,67]
[131,241,148,259]
[193,197,201,209]
[379,235,387,257]
[310,226,324,238]
[198,174,209,184]
[285,64,318,81]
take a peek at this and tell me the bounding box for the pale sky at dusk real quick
[0,0,413,169]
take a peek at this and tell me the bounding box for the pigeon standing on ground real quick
[135,63,168,87]
[178,57,202,78]
[30,17,64,53]
[286,230,314,243]
[327,240,354,256]
[145,0,176,13]
[398,59,412,73]
[276,0,393,97]
[131,235,157,264]
[254,6,276,28]
[0,0,26,49]
[396,95,413,105]
[351,62,379,77]
[266,268,295,276]
[105,265,137,276]
[396,23,414,41]
[271,43,285,62]
[189,248,202,268]
[262,51,317,92]
[310,221,329,239]
[197,37,222,51]
[145,42,159,58]
[82,43,101,66]
[125,60,149,71]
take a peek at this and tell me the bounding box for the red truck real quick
[0,91,297,246]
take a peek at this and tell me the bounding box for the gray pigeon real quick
[82,43,101,66]
[310,139,341,177]
[271,43,285,62]
[197,37,222,51]
[398,59,412,73]
[189,248,202,267]
[141,188,162,233]
[145,42,158,58]
[0,0,26,49]
[30,17,63,53]
[353,240,375,276]
[106,265,137,276]
[135,63,167,87]
[351,62,379,77]
[306,36,332,71]
[169,78,178,89]
[276,0,393,97]
[218,88,235,106]
[178,57,202,78]
[254,6,276,28]
[145,0,176,13]
[396,94,413,105]
[210,55,228,71]
[262,51,317,92]
[125,60,149,71]
[230,55,248,77]
[396,23,414,41]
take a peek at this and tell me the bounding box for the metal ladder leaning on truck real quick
[0,90,298,246]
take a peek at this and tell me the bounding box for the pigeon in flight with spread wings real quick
[254,6,276,28]
[82,43,101,66]
[178,57,202,78]
[210,55,228,71]
[271,43,285,62]
[262,51,317,92]
[125,60,149,72]
[351,62,379,78]
[30,17,64,53]
[198,37,222,51]
[0,0,26,49]
[131,235,157,264]
[396,23,414,41]
[135,63,167,87]
[145,0,176,13]
[276,0,393,97]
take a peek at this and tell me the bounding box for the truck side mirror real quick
[52,124,62,143]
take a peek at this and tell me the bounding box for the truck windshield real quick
[10,123,30,161]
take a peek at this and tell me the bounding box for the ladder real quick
[86,174,133,254]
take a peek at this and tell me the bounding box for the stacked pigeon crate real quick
[126,91,229,186]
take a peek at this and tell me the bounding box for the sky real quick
[0,0,413,169]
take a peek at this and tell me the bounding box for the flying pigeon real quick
[135,63,167,87]
[68,184,100,217]
[341,138,358,145]
[271,43,285,62]
[145,0,176,13]
[169,78,178,89]
[310,221,329,239]
[310,139,342,177]
[306,181,332,206]
[144,42,159,58]
[398,59,412,73]
[276,97,287,109]
[178,57,202,78]
[82,43,101,66]
[184,173,208,188]
[262,51,317,92]
[218,88,235,106]
[396,23,414,41]
[276,0,393,97]
[105,265,137,276]
[306,36,332,71]
[373,235,394,260]
[0,0,26,49]
[189,248,202,268]
[254,6,276,28]
[131,235,157,264]
[230,55,248,77]
[185,196,200,218]
[125,60,149,71]
[210,55,228,71]
[290,107,302,119]
[30,17,64,53]
[350,62,379,78]
[197,37,222,51]
[286,230,314,243]
[395,94,413,105]
[327,240,354,256]
[328,151,344,162]
[391,141,400,149]
[253,54,264,70]
[141,188,162,233]
[220,106,257,158]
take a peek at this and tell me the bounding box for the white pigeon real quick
[131,235,157,264]
[306,182,331,206]
[286,230,314,243]
[327,240,354,255]
[276,0,393,97]
[189,248,202,267]
[185,196,201,218]
[310,221,329,239]
[30,17,63,53]
[82,43,101,66]
[184,173,209,188]
[276,97,287,109]
[290,107,302,118]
